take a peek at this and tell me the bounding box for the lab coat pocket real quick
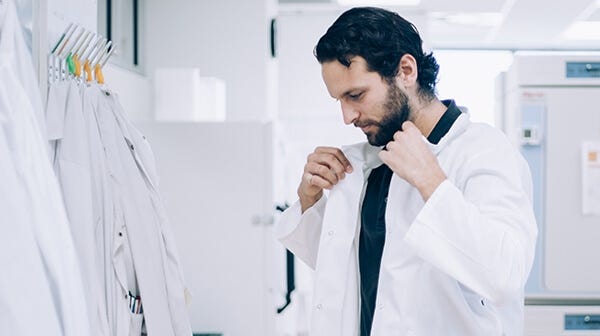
[128,311,144,336]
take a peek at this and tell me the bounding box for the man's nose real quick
[341,101,359,125]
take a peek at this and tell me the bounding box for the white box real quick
[154,68,226,121]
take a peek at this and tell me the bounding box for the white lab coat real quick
[108,92,192,336]
[80,83,126,335]
[276,113,538,336]
[47,80,111,335]
[92,88,192,336]
[0,1,91,335]
[0,100,62,336]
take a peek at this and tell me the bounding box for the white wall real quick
[145,0,277,122]
[103,65,152,120]
[47,0,97,45]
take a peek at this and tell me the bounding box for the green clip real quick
[66,54,75,74]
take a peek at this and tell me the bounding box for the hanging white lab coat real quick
[0,91,62,336]
[81,83,125,335]
[276,113,538,336]
[0,1,91,335]
[72,83,143,335]
[108,92,192,336]
[91,88,192,336]
[46,80,111,336]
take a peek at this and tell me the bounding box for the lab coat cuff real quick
[274,194,327,240]
[274,194,327,269]
[404,179,452,246]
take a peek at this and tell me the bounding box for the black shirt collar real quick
[427,99,462,145]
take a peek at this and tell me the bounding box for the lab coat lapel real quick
[107,92,160,190]
[311,144,367,335]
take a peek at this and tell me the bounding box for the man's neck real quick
[409,97,447,138]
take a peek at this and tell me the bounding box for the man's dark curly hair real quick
[314,7,439,99]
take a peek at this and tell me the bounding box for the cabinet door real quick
[542,88,600,292]
[135,121,275,335]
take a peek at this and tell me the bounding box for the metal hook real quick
[95,41,113,67]
[100,44,116,68]
[73,31,92,57]
[55,24,78,57]
[80,34,100,62]
[90,39,109,67]
[51,23,73,54]
[77,33,94,60]
[63,26,85,58]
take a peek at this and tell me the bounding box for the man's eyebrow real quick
[340,87,365,99]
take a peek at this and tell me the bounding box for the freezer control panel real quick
[565,314,600,330]
[566,62,600,78]
[521,127,541,146]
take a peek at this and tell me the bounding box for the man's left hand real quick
[379,121,447,201]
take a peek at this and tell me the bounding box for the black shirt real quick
[359,100,462,336]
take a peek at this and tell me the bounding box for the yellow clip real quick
[94,63,105,85]
[84,60,92,82]
[73,54,82,77]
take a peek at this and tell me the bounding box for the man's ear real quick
[397,53,418,88]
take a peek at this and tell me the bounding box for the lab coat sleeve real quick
[404,145,538,304]
[274,194,327,269]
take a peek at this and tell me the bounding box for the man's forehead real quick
[321,57,378,98]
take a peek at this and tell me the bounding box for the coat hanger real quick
[49,23,75,83]
[94,41,113,85]
[49,23,115,84]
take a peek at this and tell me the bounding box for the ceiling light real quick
[337,0,421,6]
[430,12,502,27]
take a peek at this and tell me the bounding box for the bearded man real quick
[275,6,538,336]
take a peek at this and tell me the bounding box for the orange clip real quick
[73,54,82,77]
[94,63,105,85]
[84,60,92,82]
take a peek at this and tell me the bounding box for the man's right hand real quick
[298,146,353,213]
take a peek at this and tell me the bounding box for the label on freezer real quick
[582,141,600,215]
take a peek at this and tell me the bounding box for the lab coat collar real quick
[342,142,383,178]
[425,112,470,155]
[342,104,470,170]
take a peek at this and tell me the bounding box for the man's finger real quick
[315,147,353,173]
[306,161,339,185]
[308,153,348,181]
[307,174,333,190]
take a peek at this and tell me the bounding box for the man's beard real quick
[359,82,411,146]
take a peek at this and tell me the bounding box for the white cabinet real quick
[135,121,277,336]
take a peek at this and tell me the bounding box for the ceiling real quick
[278,0,600,50]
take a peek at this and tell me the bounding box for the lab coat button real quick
[316,304,322,310]
[118,232,123,237]
[377,304,384,310]
[130,144,135,150]
[328,230,334,236]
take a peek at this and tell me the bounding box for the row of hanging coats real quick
[46,23,193,336]
[0,1,91,335]
[1,0,193,334]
